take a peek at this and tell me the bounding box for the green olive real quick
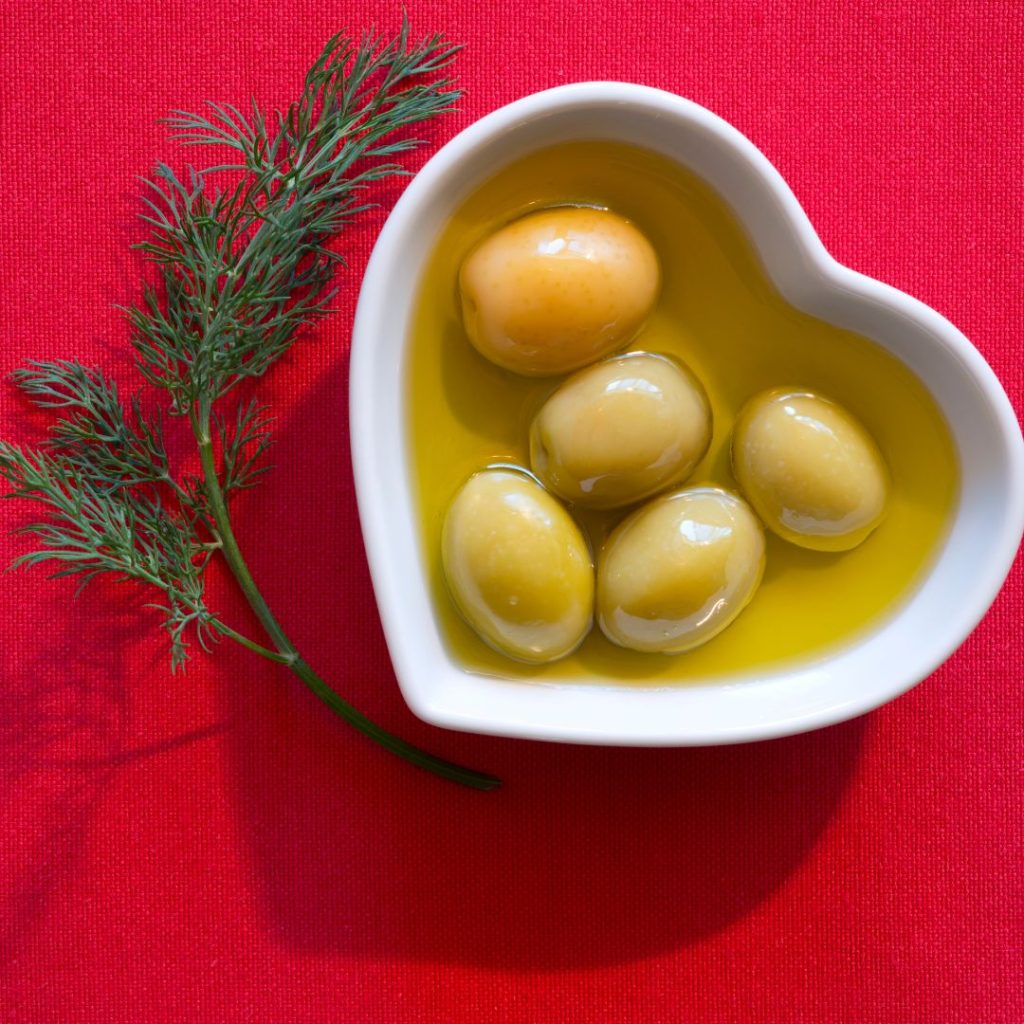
[530,352,711,509]
[458,207,660,377]
[442,467,594,663]
[597,487,765,653]
[731,389,889,552]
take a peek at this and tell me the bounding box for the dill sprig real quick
[129,23,461,411]
[0,441,217,670]
[0,24,500,791]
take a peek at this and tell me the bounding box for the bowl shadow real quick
[223,358,868,970]
[236,702,866,970]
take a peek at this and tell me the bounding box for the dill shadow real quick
[0,576,226,973]
[223,359,868,970]
[0,583,132,971]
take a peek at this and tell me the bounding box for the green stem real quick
[214,622,294,665]
[191,405,500,791]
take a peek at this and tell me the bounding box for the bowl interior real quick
[350,84,1024,745]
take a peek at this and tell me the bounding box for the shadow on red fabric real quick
[221,361,867,970]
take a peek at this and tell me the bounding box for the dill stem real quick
[213,623,293,664]
[191,405,500,791]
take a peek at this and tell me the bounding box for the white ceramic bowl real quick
[350,83,1024,745]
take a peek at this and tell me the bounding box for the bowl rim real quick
[350,81,1024,745]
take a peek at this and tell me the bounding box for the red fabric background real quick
[1,2,1021,1022]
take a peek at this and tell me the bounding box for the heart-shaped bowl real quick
[350,83,1024,745]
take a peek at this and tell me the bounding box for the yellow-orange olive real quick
[459,207,659,376]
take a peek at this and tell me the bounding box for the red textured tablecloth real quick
[2,3,1022,1022]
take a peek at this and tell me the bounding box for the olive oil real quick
[406,142,958,683]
